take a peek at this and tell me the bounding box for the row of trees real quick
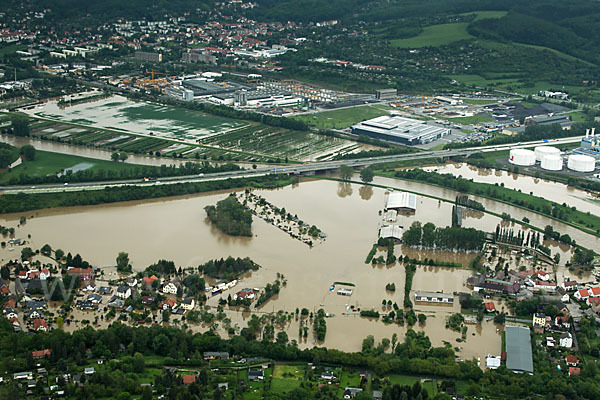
[402,221,486,251]
[0,174,297,214]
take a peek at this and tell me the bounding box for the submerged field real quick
[22,96,357,162]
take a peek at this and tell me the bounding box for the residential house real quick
[143,275,159,288]
[484,302,496,312]
[562,281,578,291]
[486,354,501,369]
[181,298,195,310]
[162,280,179,295]
[218,382,229,391]
[68,267,94,281]
[141,296,154,305]
[559,332,573,348]
[107,296,124,309]
[86,293,102,304]
[555,315,571,330]
[84,367,95,375]
[4,307,18,320]
[343,388,363,399]
[161,298,177,310]
[28,268,50,280]
[234,288,255,300]
[569,367,581,376]
[97,286,112,295]
[203,351,229,361]
[115,286,131,299]
[533,281,557,292]
[13,372,33,380]
[32,349,51,359]
[536,270,550,282]
[248,369,264,381]
[183,375,196,385]
[126,277,138,287]
[566,355,579,367]
[32,318,48,332]
[321,371,335,380]
[3,298,16,310]
[25,309,41,320]
[533,313,547,334]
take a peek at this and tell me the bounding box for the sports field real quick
[293,104,392,130]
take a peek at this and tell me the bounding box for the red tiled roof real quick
[566,355,579,364]
[569,367,581,376]
[590,287,600,296]
[484,302,495,311]
[33,318,48,329]
[32,349,51,358]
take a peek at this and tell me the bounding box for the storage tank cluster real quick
[534,146,563,171]
[568,154,596,172]
[509,149,536,166]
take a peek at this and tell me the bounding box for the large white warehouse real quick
[534,146,560,161]
[568,154,596,172]
[509,149,536,166]
[385,191,417,211]
[540,154,562,171]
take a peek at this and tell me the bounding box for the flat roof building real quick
[505,326,533,374]
[414,291,454,303]
[385,191,417,211]
[351,115,449,145]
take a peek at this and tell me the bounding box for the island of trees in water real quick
[197,256,260,281]
[204,194,253,237]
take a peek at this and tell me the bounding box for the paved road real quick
[0,136,582,194]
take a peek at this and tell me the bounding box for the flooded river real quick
[423,163,600,215]
[0,178,505,361]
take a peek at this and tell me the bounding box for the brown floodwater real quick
[424,163,600,215]
[372,176,600,250]
[0,177,545,361]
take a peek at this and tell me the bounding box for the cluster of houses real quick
[3,294,49,333]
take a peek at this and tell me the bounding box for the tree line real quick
[402,221,486,251]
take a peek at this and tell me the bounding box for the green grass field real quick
[387,375,437,396]
[462,10,508,22]
[390,23,473,48]
[293,105,392,129]
[0,150,140,183]
[462,99,500,105]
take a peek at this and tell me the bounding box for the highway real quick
[0,136,582,194]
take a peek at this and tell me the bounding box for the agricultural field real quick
[390,23,473,48]
[0,150,141,183]
[27,120,275,163]
[201,123,355,160]
[445,114,494,124]
[293,104,392,130]
[22,95,248,142]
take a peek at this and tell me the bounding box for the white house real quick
[560,332,573,348]
[485,354,501,370]
[162,282,178,295]
[115,286,131,299]
[181,298,195,310]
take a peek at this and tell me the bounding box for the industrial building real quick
[351,115,450,145]
[385,191,417,212]
[379,225,403,241]
[375,88,397,100]
[505,326,534,374]
[414,291,454,304]
[134,51,162,62]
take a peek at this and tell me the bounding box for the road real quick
[0,136,583,194]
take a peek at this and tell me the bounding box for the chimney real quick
[586,129,590,138]
[593,128,596,137]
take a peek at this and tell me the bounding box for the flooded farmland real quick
[2,173,587,363]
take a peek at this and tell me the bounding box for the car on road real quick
[64,183,69,186]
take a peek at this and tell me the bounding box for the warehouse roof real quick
[386,191,417,210]
[506,326,534,374]
[379,225,403,240]
[352,115,448,142]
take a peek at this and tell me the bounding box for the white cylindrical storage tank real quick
[534,146,560,161]
[540,154,562,171]
[509,149,536,166]
[568,154,596,172]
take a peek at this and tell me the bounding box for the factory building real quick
[375,88,397,100]
[134,51,162,62]
[351,115,449,145]
[505,326,534,374]
[385,191,417,212]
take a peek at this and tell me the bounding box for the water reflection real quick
[359,185,373,201]
[337,182,353,198]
